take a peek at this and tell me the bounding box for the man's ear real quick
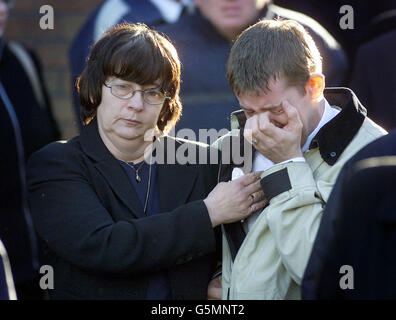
[305,73,325,101]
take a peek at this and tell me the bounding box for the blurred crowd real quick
[1,0,395,300]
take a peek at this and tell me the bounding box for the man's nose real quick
[268,114,286,128]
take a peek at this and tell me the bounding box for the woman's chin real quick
[115,128,143,141]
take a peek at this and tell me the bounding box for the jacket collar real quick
[310,87,366,165]
[79,120,198,216]
[231,87,367,166]
[79,119,115,162]
[79,120,145,217]
[155,137,199,213]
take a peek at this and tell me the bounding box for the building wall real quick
[7,0,103,139]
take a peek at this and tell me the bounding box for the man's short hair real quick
[226,19,322,96]
[77,23,182,133]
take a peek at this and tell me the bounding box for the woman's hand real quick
[207,275,222,300]
[204,172,267,227]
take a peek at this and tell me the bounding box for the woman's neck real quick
[99,130,153,163]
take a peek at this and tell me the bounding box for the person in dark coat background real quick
[274,0,396,63]
[157,0,349,140]
[350,29,396,131]
[0,0,60,300]
[302,130,396,299]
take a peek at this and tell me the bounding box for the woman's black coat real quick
[27,120,220,299]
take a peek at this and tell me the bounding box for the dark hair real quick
[77,23,182,133]
[227,19,322,96]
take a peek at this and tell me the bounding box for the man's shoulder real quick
[349,129,396,164]
[351,116,388,149]
[336,116,387,164]
[360,116,388,138]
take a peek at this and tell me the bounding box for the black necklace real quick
[125,161,145,182]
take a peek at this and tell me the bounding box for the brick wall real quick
[7,0,103,139]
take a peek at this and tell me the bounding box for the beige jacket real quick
[218,88,387,300]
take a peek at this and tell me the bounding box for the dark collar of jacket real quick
[230,87,367,168]
[78,119,199,218]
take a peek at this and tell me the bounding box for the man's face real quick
[0,0,10,37]
[237,77,314,146]
[195,0,266,40]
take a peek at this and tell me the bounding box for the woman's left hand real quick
[207,275,222,300]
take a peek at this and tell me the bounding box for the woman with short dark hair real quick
[77,23,182,133]
[26,23,266,300]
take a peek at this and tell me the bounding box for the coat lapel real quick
[79,120,145,218]
[156,137,198,213]
[94,160,145,218]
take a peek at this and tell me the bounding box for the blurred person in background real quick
[69,0,194,128]
[0,0,60,299]
[350,29,396,131]
[157,0,348,141]
[349,2,396,132]
[274,0,396,64]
